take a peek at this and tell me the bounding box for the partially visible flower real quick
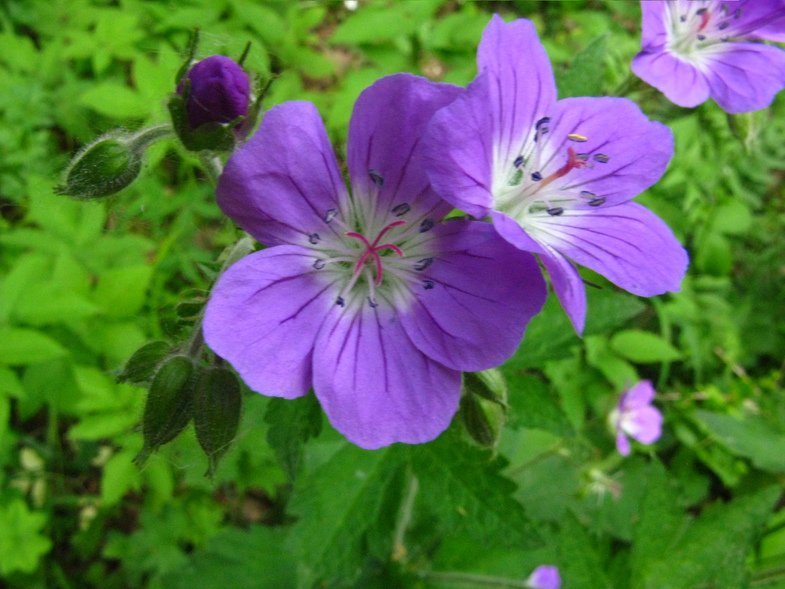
[631,0,785,113]
[526,565,561,589]
[204,74,547,450]
[178,55,251,129]
[609,380,663,456]
[424,16,688,334]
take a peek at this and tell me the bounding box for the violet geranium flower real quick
[526,565,561,589]
[203,74,547,449]
[609,380,663,456]
[631,0,785,113]
[423,16,689,334]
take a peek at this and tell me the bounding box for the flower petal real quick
[216,101,349,247]
[537,244,588,335]
[313,302,461,449]
[527,201,689,298]
[626,405,663,445]
[703,42,785,113]
[399,220,546,372]
[526,565,562,589]
[622,380,656,409]
[543,97,673,207]
[203,245,337,399]
[616,430,631,456]
[631,50,711,108]
[477,15,558,171]
[347,73,462,222]
[423,72,496,219]
[490,210,545,254]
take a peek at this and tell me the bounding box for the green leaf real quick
[556,33,608,99]
[502,370,573,437]
[610,330,682,364]
[287,444,405,587]
[0,499,52,576]
[585,335,638,389]
[695,410,785,473]
[102,444,142,506]
[79,82,150,119]
[0,253,51,324]
[160,526,296,589]
[265,394,322,482]
[558,513,612,589]
[0,328,67,365]
[410,431,541,549]
[92,265,153,318]
[632,463,780,589]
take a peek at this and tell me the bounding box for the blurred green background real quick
[2,1,785,587]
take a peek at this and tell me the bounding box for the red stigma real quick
[538,147,590,190]
[346,220,406,286]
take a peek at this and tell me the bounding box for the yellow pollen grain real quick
[568,133,588,142]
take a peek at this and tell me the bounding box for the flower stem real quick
[392,468,419,562]
[129,123,176,152]
[419,571,532,588]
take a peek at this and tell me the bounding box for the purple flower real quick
[179,55,251,129]
[631,0,785,113]
[423,16,688,334]
[526,565,561,589]
[203,74,547,450]
[610,380,663,456]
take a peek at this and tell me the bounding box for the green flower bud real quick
[459,369,508,448]
[56,125,173,199]
[193,367,242,478]
[135,355,196,465]
[55,133,141,200]
[117,341,171,385]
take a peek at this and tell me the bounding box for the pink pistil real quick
[346,220,406,286]
[537,147,590,190]
[698,10,711,32]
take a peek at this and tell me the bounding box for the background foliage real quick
[1,0,785,588]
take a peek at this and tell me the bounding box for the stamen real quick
[734,8,741,19]
[721,4,728,17]
[575,153,590,162]
[369,169,384,188]
[589,196,606,207]
[531,171,543,182]
[313,259,326,270]
[324,209,338,223]
[680,14,687,23]
[593,153,610,163]
[568,133,588,142]
[513,155,525,168]
[336,296,345,307]
[697,34,706,41]
[580,190,596,200]
[718,21,729,30]
[414,258,433,271]
[308,233,320,244]
[392,203,410,217]
[419,219,434,233]
[547,207,564,216]
[695,7,708,15]
[423,279,435,290]
[368,296,378,308]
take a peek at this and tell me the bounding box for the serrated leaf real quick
[558,513,611,589]
[265,394,322,482]
[410,430,541,549]
[557,33,608,98]
[611,330,682,364]
[503,370,573,437]
[79,82,150,119]
[160,526,296,589]
[632,463,780,589]
[287,444,405,587]
[695,410,785,473]
[0,328,67,366]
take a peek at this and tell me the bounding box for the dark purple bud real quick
[178,55,251,130]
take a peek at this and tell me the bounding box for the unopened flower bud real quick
[459,369,508,448]
[55,133,141,199]
[135,355,196,464]
[193,367,242,478]
[169,55,255,152]
[56,124,174,199]
[117,340,171,385]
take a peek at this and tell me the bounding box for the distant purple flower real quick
[424,16,688,334]
[526,565,561,589]
[632,0,785,113]
[179,55,251,129]
[610,380,663,456]
[203,74,547,450]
